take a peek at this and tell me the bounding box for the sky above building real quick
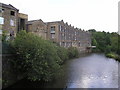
[0,0,119,33]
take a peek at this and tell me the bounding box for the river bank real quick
[106,53,120,61]
[2,31,80,89]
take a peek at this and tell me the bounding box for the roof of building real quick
[18,13,28,19]
[27,19,46,25]
[0,3,19,11]
[46,20,63,24]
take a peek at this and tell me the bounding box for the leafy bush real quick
[67,47,79,59]
[12,30,61,82]
[56,46,69,64]
[9,30,80,82]
[2,42,15,54]
[2,31,7,42]
[89,30,120,54]
[106,53,120,61]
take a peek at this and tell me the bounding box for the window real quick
[51,34,55,39]
[62,33,64,36]
[75,37,77,40]
[62,42,65,47]
[60,42,62,46]
[10,19,15,26]
[10,11,15,16]
[50,26,55,33]
[0,30,2,34]
[0,17,4,24]
[0,8,4,13]
[59,25,61,31]
[78,42,81,47]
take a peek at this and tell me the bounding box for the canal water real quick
[8,53,119,88]
[65,53,118,88]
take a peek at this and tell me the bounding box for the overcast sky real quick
[0,0,119,32]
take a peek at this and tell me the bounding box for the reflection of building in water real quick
[0,3,28,38]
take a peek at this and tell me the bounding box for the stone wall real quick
[2,54,17,88]
[2,54,25,89]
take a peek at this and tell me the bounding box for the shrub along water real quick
[9,30,79,82]
[88,29,120,61]
[106,53,120,61]
[68,47,79,59]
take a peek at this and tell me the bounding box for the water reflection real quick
[66,53,118,88]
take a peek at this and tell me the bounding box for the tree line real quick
[88,29,120,60]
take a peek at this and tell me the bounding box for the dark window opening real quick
[18,18,25,31]
[0,9,4,13]
[10,11,15,16]
[51,26,55,31]
[78,42,81,47]
[20,19,25,30]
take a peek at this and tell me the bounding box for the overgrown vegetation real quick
[3,30,79,82]
[106,53,120,61]
[89,29,120,61]
[68,47,79,59]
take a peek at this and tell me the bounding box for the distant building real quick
[0,3,28,38]
[28,19,91,53]
[27,19,47,40]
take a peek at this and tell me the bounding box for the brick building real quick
[0,3,91,52]
[0,3,28,37]
[27,19,47,40]
[47,20,91,52]
[28,19,91,52]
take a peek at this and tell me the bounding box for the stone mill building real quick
[0,3,28,37]
[27,20,91,53]
[1,3,91,53]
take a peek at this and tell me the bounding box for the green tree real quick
[110,33,118,53]
[12,30,61,82]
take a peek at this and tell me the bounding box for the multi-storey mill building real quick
[27,19,91,52]
[47,20,91,52]
[0,2,91,53]
[0,3,28,37]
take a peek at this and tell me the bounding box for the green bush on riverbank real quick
[12,30,62,82]
[5,30,79,82]
[68,47,79,59]
[106,53,120,61]
[88,29,120,54]
[88,29,120,61]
